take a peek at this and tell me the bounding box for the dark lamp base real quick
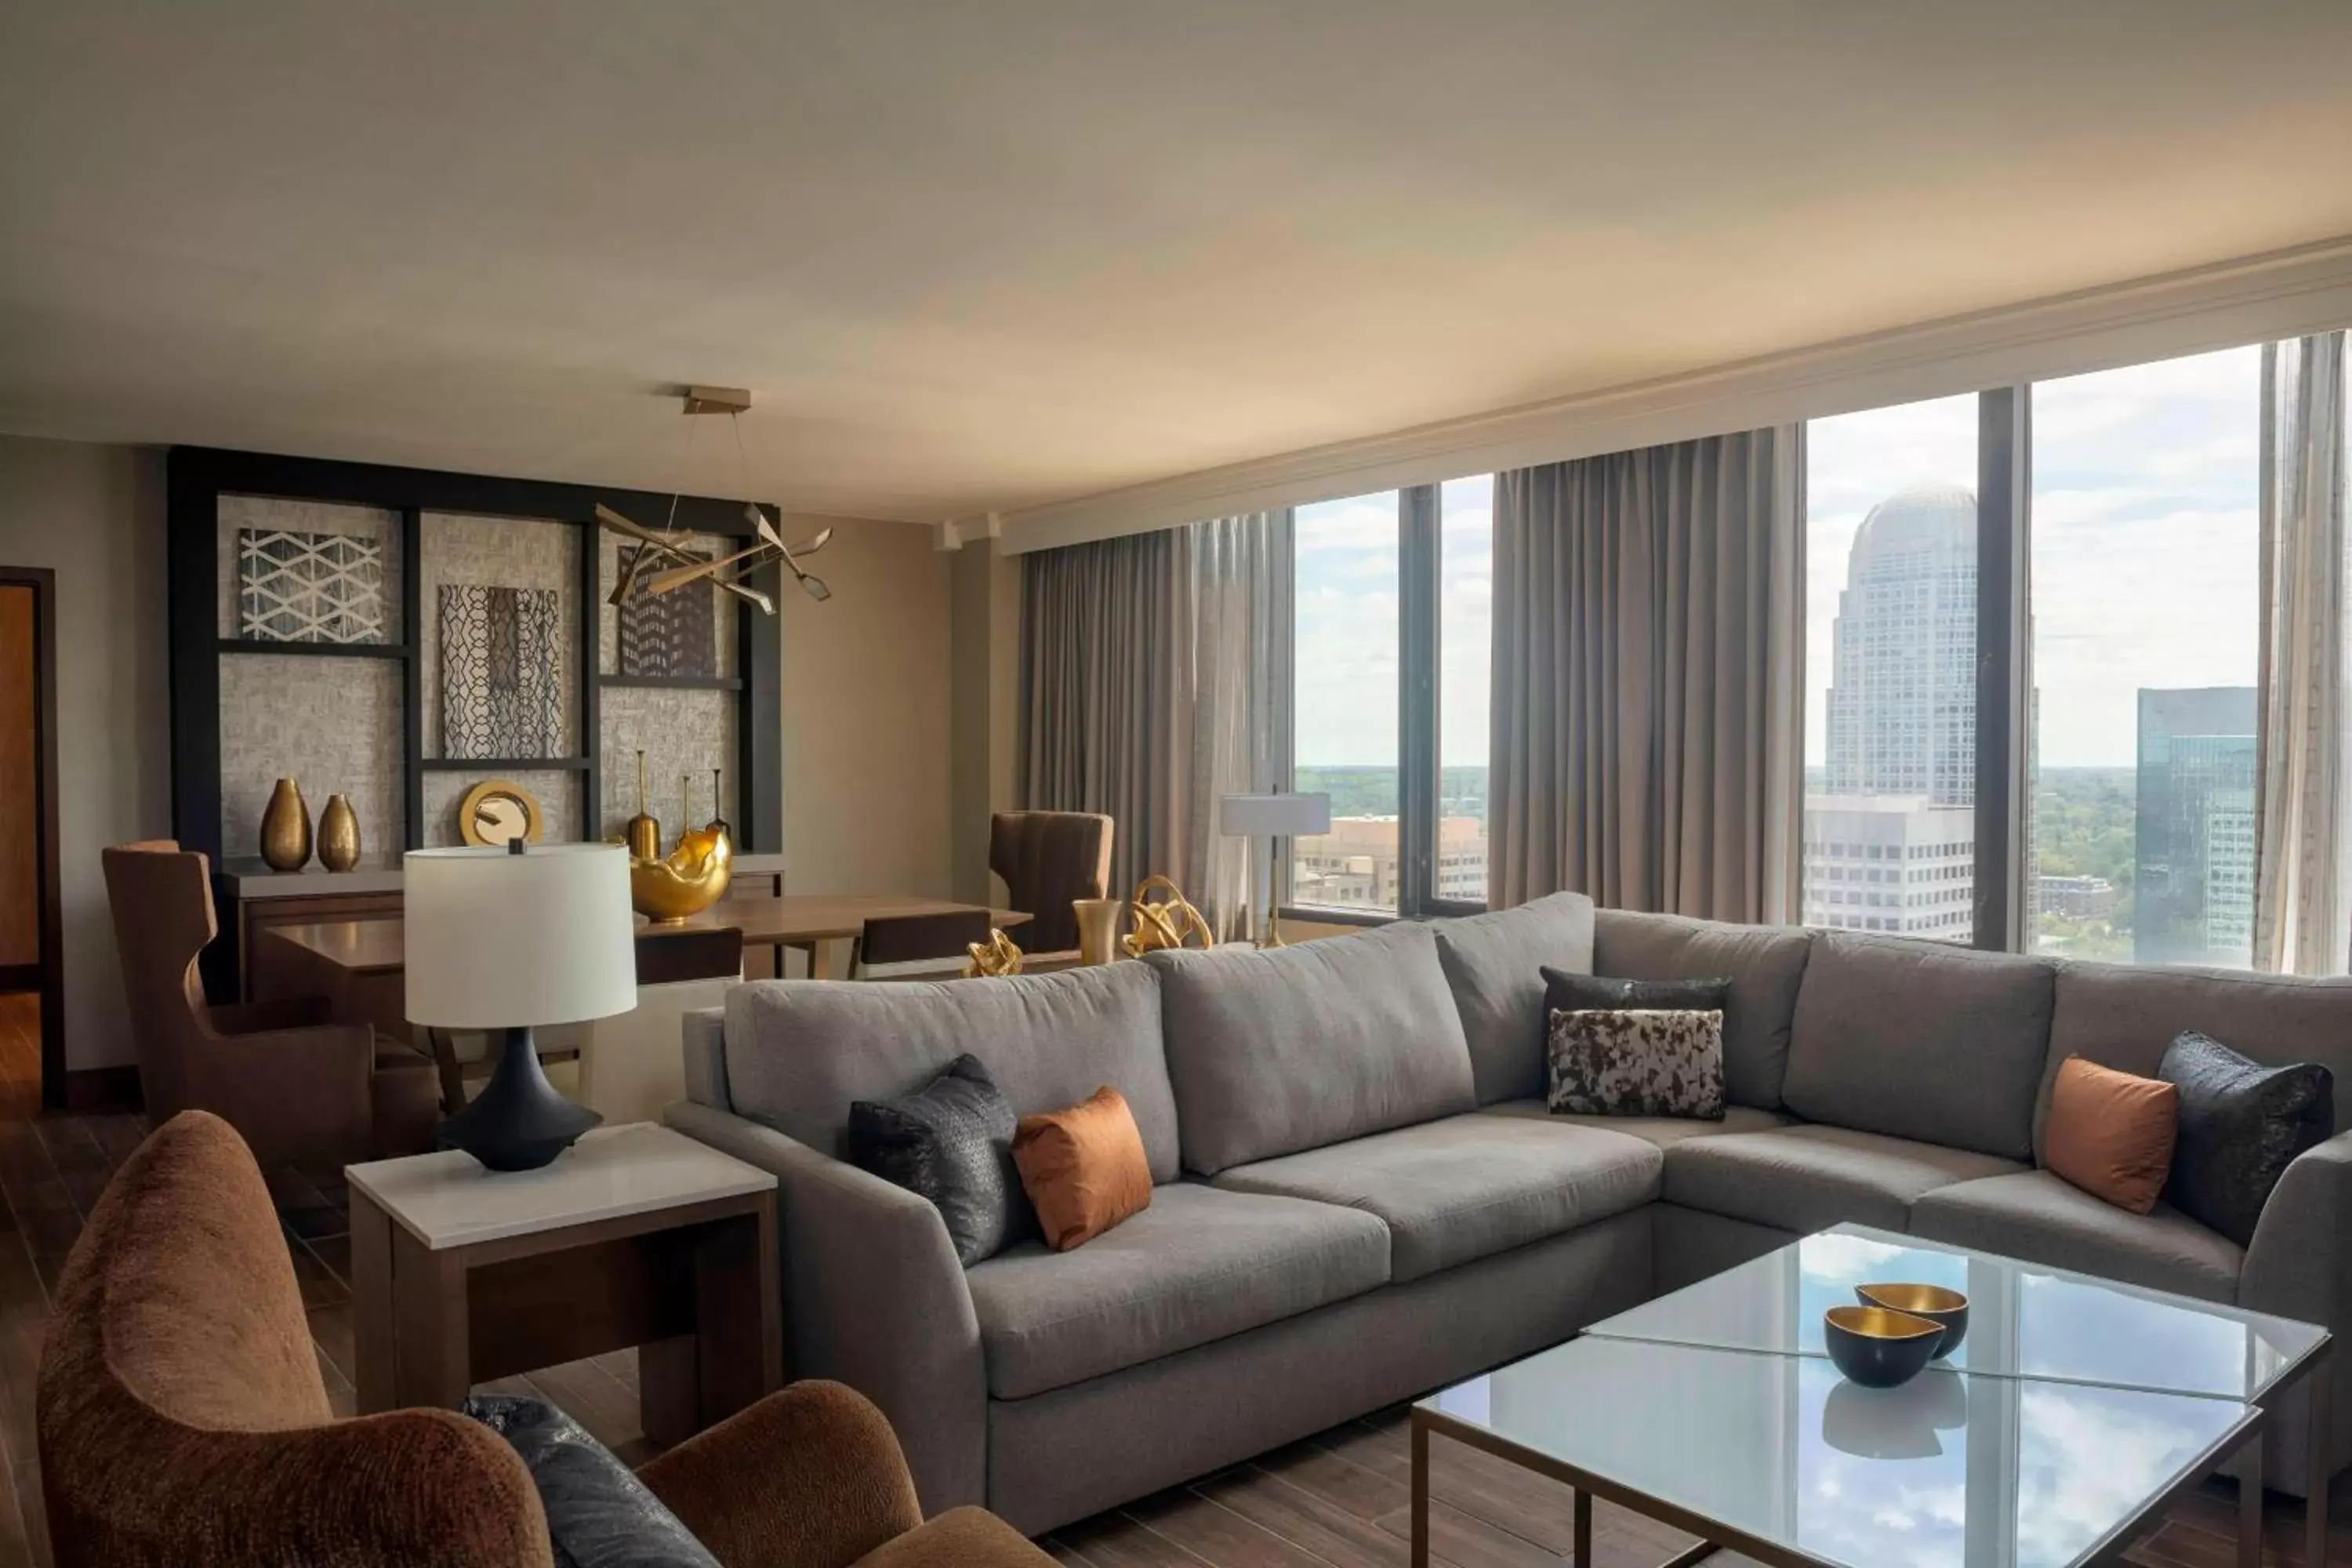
[434,1025,602,1172]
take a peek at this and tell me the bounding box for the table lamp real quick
[1219,792,1331,948]
[405,841,638,1171]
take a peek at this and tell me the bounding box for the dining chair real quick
[576,927,745,1123]
[849,909,994,981]
[100,840,439,1168]
[988,811,1112,957]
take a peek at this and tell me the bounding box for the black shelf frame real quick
[170,445,786,890]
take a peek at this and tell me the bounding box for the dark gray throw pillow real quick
[1541,967,1731,1028]
[2158,1029,2335,1247]
[462,1396,719,1568]
[848,1053,1032,1265]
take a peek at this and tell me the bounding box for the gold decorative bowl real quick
[631,827,733,924]
[1823,1305,1944,1388]
[1857,1283,1969,1360]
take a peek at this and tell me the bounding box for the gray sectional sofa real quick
[664,894,2352,1534]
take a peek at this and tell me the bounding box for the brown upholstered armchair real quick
[100,841,438,1168]
[987,811,1112,956]
[36,1110,1053,1567]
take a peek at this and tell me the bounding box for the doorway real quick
[0,568,62,1115]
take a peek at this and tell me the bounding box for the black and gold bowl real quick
[1857,1283,1969,1360]
[1824,1305,1944,1389]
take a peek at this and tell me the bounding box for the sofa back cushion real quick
[1592,910,1813,1109]
[2038,961,2352,1157]
[1782,935,2055,1160]
[1429,892,1596,1104]
[1145,921,1476,1175]
[722,964,1181,1183]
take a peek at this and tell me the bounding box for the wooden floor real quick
[0,986,2346,1567]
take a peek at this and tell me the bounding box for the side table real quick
[347,1121,782,1446]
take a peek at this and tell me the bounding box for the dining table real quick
[250,893,1035,1045]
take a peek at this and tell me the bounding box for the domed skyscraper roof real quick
[1852,482,1975,561]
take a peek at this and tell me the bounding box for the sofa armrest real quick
[2241,1128,2352,1486]
[662,1101,987,1515]
[635,1381,921,1568]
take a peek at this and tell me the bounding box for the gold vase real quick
[1073,898,1120,965]
[260,778,311,871]
[624,750,661,860]
[318,793,361,872]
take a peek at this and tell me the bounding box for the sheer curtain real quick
[2254,332,2351,975]
[1018,510,1293,938]
[1489,425,1805,920]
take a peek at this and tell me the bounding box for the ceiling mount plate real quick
[681,384,753,416]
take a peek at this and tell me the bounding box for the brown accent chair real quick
[35,1109,1054,1567]
[988,811,1112,956]
[100,840,438,1167]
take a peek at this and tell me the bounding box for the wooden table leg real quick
[391,1231,472,1409]
[350,1192,396,1414]
[640,1200,783,1444]
[1410,1417,1429,1568]
[1573,1489,1592,1567]
[2239,1425,2263,1568]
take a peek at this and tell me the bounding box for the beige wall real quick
[779,513,953,899]
[0,436,169,1071]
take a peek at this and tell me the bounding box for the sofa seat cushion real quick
[1909,1171,2243,1304]
[965,1181,1390,1399]
[1477,1098,1794,1150]
[1208,1113,1662,1283]
[1663,1124,2027,1234]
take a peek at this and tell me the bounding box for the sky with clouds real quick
[1292,343,2270,776]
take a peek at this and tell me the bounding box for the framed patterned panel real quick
[237,528,387,643]
[439,583,562,759]
[617,547,718,678]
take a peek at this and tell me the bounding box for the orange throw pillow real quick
[1013,1087,1152,1250]
[2045,1055,2180,1215]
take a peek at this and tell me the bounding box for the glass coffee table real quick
[1410,1224,2331,1568]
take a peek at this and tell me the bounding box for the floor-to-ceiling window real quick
[1801,395,1981,942]
[1291,491,1402,913]
[2027,346,2263,965]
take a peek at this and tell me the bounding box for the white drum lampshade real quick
[404,843,637,1171]
[1220,793,1332,840]
[405,844,638,1029]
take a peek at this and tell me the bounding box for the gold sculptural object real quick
[630,825,734,924]
[317,793,361,872]
[706,767,731,839]
[1120,874,1215,958]
[624,750,662,860]
[260,778,311,871]
[962,929,1025,978]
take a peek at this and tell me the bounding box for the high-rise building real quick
[2136,688,2256,967]
[1824,484,1979,805]
[1809,485,1979,943]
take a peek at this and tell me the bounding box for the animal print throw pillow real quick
[1547,1008,1726,1120]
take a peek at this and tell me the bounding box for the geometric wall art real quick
[237,528,387,643]
[616,547,717,678]
[439,583,561,759]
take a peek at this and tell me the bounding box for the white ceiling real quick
[4,1,2351,523]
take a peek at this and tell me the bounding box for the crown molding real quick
[999,234,2352,554]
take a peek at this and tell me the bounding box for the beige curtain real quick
[2254,332,2350,975]
[1490,426,1805,920]
[1018,512,1292,935]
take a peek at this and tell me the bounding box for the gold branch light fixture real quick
[594,385,833,616]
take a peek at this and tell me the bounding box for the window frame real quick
[1281,481,1486,924]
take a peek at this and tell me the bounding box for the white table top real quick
[346,1122,774,1250]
